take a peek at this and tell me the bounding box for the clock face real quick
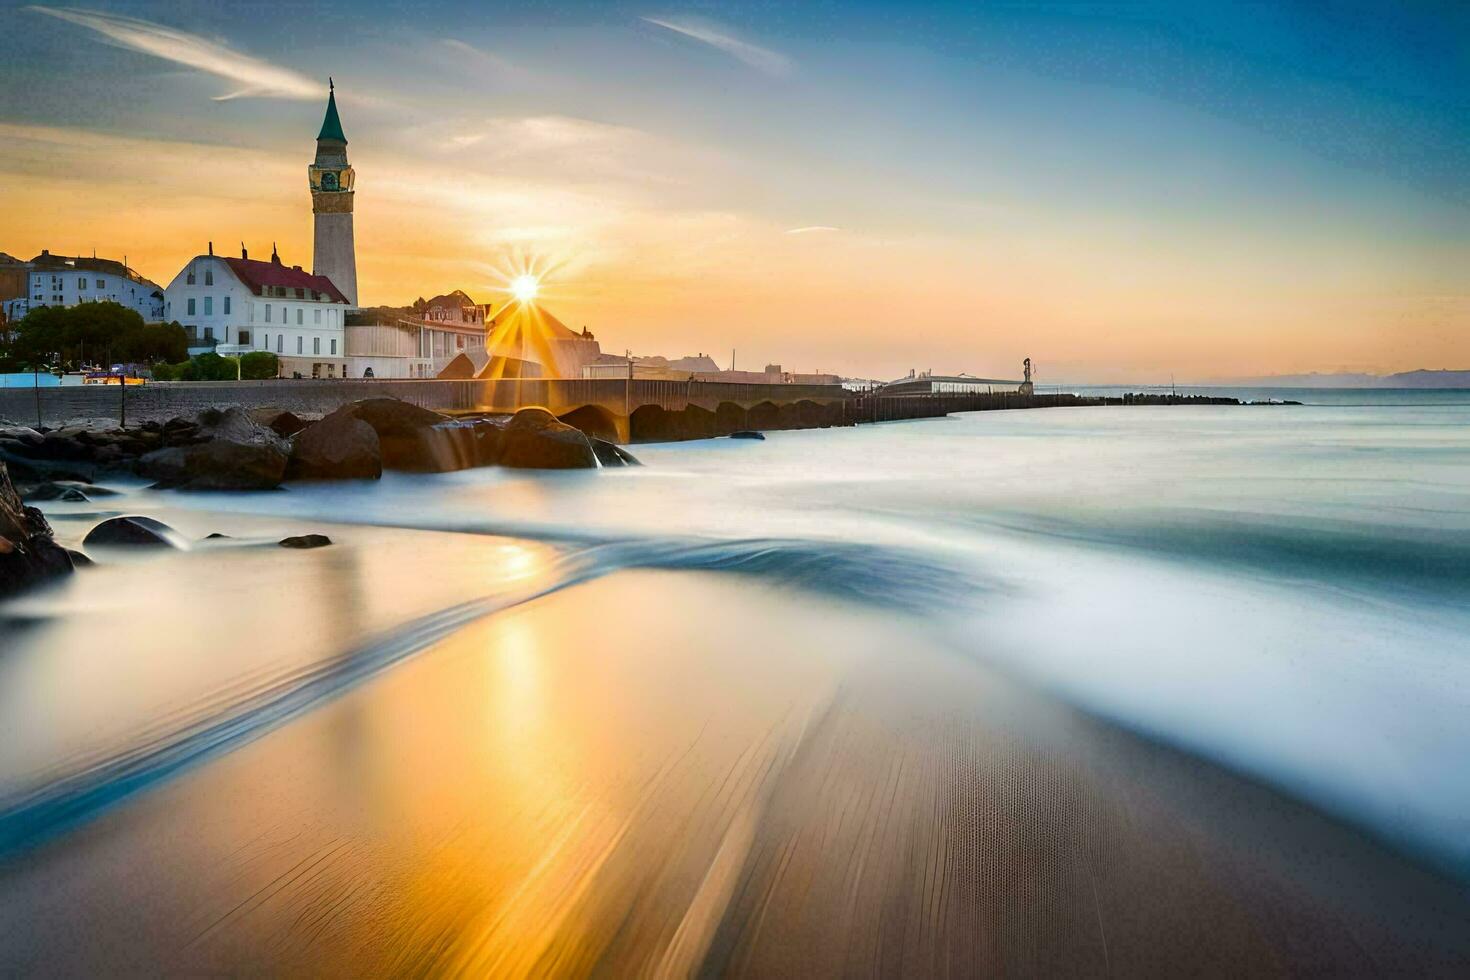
[321,171,339,191]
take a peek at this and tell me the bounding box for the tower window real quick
[223,297,231,315]
[204,269,213,286]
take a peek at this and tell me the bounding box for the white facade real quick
[163,252,352,378]
[9,252,164,322]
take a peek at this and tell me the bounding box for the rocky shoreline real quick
[0,397,645,596]
[0,397,639,496]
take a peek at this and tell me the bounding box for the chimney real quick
[241,242,248,260]
[208,241,213,257]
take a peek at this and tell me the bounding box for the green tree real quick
[239,351,279,380]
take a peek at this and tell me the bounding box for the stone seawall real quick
[0,380,1244,443]
[0,380,473,429]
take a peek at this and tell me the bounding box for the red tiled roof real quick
[222,257,350,304]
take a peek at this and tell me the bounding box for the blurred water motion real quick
[1,399,1468,972]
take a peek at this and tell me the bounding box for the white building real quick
[344,292,489,379]
[4,250,164,322]
[162,244,352,378]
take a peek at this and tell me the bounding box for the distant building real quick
[341,289,496,378]
[162,243,352,377]
[480,300,601,379]
[2,249,164,323]
[581,353,841,386]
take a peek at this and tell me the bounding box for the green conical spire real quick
[317,78,347,143]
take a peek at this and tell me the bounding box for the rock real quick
[0,426,45,449]
[204,532,232,539]
[249,407,307,438]
[287,410,382,480]
[136,407,288,491]
[82,516,187,549]
[332,398,466,472]
[0,448,92,485]
[65,549,94,567]
[498,409,598,469]
[591,438,641,467]
[0,461,74,597]
[279,533,332,549]
[729,430,766,440]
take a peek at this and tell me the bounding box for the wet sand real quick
[1,570,1466,975]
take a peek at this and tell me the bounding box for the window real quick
[203,296,212,316]
[204,268,213,286]
[223,297,231,315]
[314,309,321,325]
[297,336,302,354]
[186,271,196,285]
[282,307,289,324]
[265,304,272,322]
[185,325,197,339]
[276,335,282,353]
[296,309,303,325]
[296,288,304,299]
[238,330,250,345]
[204,326,215,340]
[32,276,40,286]
[330,339,336,355]
[313,337,320,355]
[78,278,86,290]
[187,298,196,315]
[261,333,267,350]
[96,279,106,289]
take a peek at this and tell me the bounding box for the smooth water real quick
[6,395,1470,882]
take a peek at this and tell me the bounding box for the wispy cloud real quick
[642,16,792,76]
[26,6,320,100]
[442,38,520,76]
[786,226,841,235]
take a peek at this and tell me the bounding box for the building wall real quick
[162,255,348,373]
[11,259,164,322]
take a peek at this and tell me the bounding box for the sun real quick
[509,274,540,302]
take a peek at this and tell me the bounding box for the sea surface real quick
[2,389,1468,972]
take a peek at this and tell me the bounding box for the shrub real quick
[239,351,279,380]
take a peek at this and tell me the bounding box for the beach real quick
[2,397,1469,972]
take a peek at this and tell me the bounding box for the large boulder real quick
[331,398,470,472]
[288,410,382,480]
[0,461,74,597]
[82,515,188,549]
[498,408,598,469]
[136,406,288,490]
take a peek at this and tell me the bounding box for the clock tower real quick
[309,79,358,307]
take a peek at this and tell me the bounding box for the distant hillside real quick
[1221,370,1470,388]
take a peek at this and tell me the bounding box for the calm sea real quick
[5,388,1469,881]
